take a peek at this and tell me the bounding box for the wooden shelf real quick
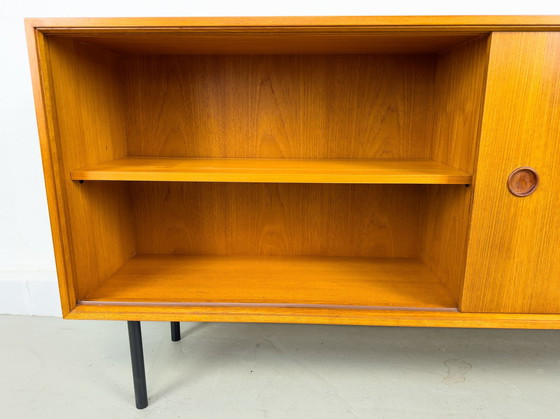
[71,157,472,184]
[82,255,457,310]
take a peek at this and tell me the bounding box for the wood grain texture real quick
[123,54,435,159]
[46,38,136,302]
[131,183,423,257]
[431,37,489,172]
[67,303,560,329]
[71,157,472,184]
[50,32,482,55]
[83,255,456,309]
[462,32,560,313]
[420,36,490,301]
[26,15,560,31]
[26,18,560,327]
[26,27,78,315]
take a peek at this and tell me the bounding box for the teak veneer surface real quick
[25,16,560,327]
[123,54,435,160]
[130,183,424,257]
[72,157,472,184]
[41,36,136,304]
[420,36,489,302]
[69,304,560,330]
[462,32,560,314]
[48,32,482,55]
[26,15,560,30]
[83,255,457,310]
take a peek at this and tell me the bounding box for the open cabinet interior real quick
[44,30,489,312]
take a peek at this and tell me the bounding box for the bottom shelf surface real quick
[83,255,456,311]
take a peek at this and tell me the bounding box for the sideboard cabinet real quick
[26,16,560,408]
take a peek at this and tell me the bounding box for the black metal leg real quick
[127,321,148,409]
[170,322,181,342]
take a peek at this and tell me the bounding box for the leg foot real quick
[127,321,148,409]
[171,322,181,342]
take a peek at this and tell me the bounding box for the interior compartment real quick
[78,182,461,310]
[43,31,490,311]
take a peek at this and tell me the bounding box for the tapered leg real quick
[170,322,181,342]
[127,321,148,409]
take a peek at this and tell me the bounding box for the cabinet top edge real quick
[24,15,560,32]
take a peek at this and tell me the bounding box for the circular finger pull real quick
[507,167,539,197]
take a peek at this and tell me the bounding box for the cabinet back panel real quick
[131,183,423,257]
[124,54,436,159]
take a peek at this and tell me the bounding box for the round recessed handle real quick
[507,167,539,197]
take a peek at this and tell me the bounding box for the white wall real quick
[1,0,559,316]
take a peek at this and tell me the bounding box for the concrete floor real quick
[1,316,560,418]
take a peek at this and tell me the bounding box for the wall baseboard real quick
[0,271,61,317]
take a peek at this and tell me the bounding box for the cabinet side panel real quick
[421,36,490,302]
[462,32,560,313]
[46,38,136,301]
[26,28,77,315]
[124,54,435,159]
[132,183,422,258]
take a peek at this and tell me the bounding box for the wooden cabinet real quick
[26,17,560,329]
[26,15,560,409]
[462,32,560,314]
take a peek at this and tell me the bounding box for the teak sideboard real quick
[26,16,560,408]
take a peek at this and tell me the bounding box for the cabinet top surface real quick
[25,15,560,31]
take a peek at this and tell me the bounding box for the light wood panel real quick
[71,157,472,184]
[27,15,560,31]
[462,32,560,313]
[131,183,423,257]
[420,36,490,301]
[45,38,136,303]
[26,27,78,314]
[53,32,482,55]
[431,36,489,171]
[124,54,435,159]
[83,255,456,309]
[69,303,560,330]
